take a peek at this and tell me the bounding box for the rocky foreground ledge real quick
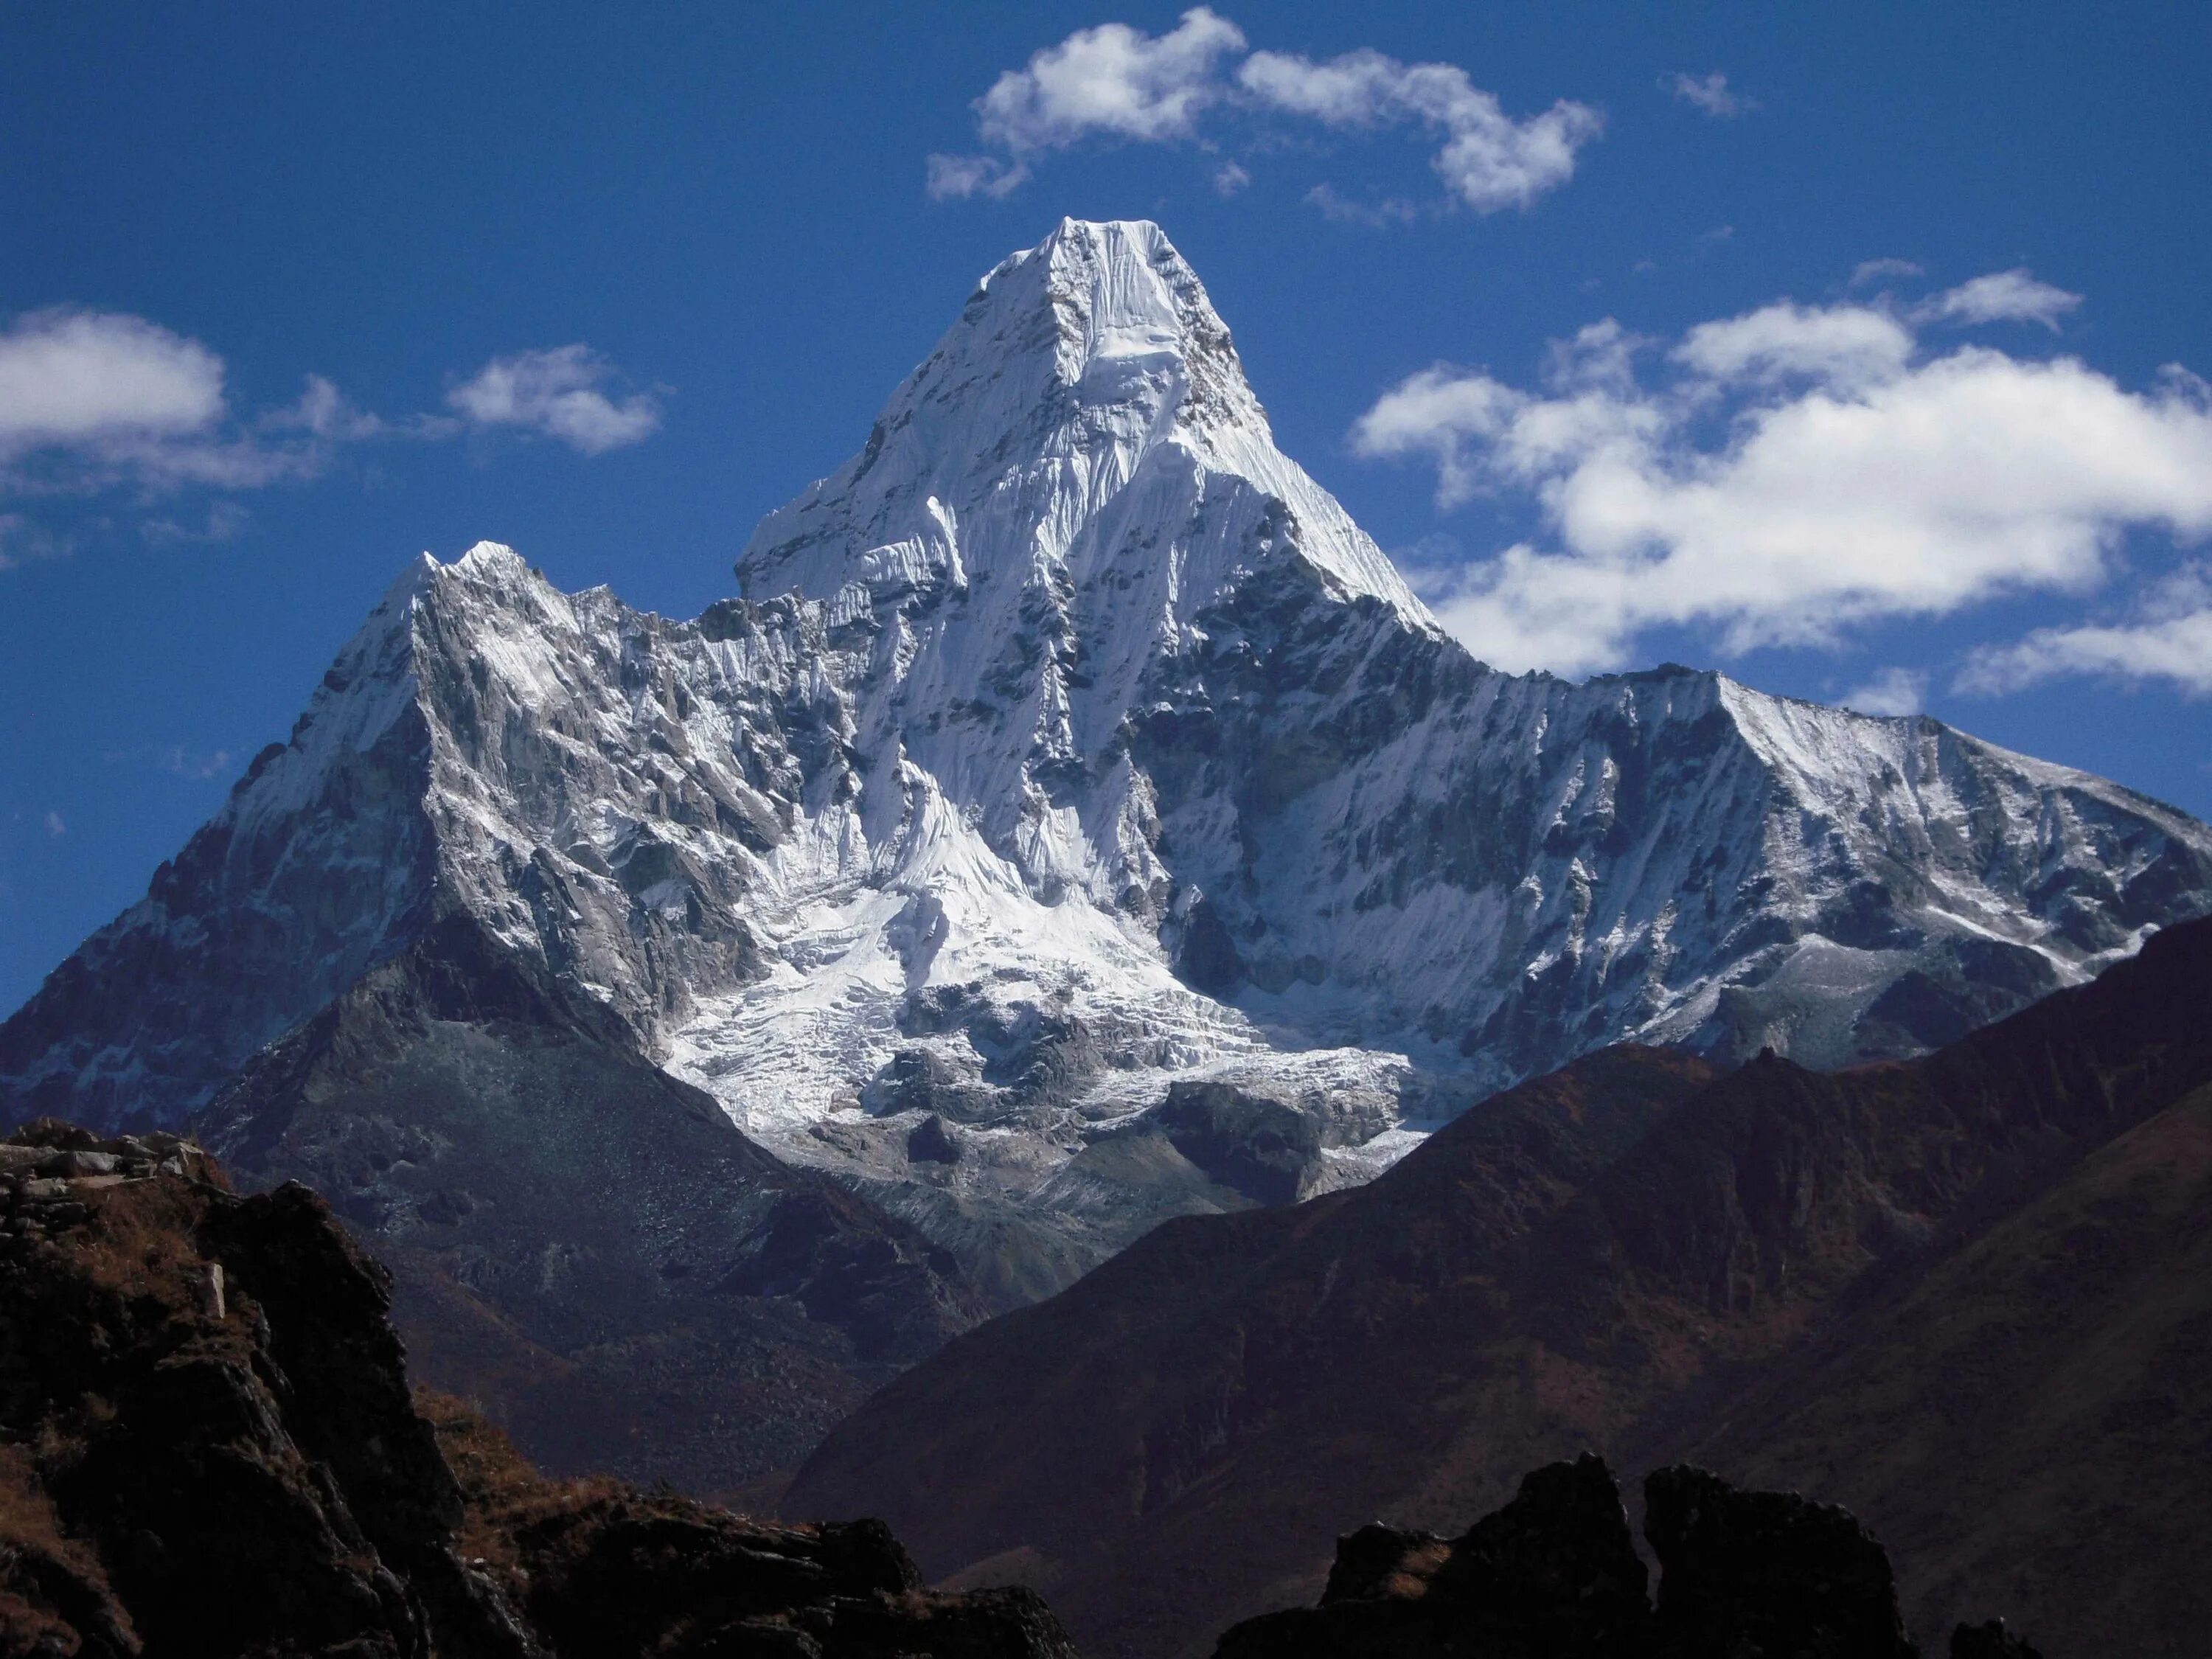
[0,1120,1074,1658]
[1219,1453,2043,1659]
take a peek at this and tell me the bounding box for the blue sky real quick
[5,2,2211,1015]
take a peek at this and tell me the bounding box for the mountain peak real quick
[950,216,1258,434]
[448,538,526,574]
[734,220,1426,630]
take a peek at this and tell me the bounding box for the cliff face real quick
[0,1120,1074,1659]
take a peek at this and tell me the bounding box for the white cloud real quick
[0,309,225,453]
[42,811,64,839]
[1239,48,1601,211]
[925,153,1031,201]
[1961,610,2212,697]
[1354,287,2212,677]
[446,346,662,454]
[141,500,251,546]
[929,13,1598,215]
[1958,566,2212,696]
[0,314,328,495]
[0,307,658,549]
[1212,159,1251,196]
[1305,183,1419,227]
[1660,70,1754,117]
[1916,268,2082,331]
[0,311,386,498]
[264,373,387,440]
[0,512,71,571]
[1674,301,1914,389]
[974,8,1246,153]
[1851,257,1925,289]
[1841,667,1929,716]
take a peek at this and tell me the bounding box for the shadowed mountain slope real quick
[787,913,2212,1659]
[194,914,989,1492]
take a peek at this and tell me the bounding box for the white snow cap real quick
[735,218,1431,627]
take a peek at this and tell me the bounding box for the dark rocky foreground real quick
[0,1119,1071,1659]
[0,1118,2073,1658]
[1217,1453,2041,1658]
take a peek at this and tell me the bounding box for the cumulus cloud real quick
[929,8,1245,195]
[0,512,72,571]
[1305,183,1419,227]
[445,346,662,454]
[1851,257,1925,289]
[0,304,664,560]
[1840,667,1930,716]
[1353,282,2212,677]
[1660,70,1754,117]
[0,309,225,452]
[1958,566,2212,697]
[925,152,1031,201]
[1916,268,2083,330]
[1673,302,1914,389]
[0,309,335,494]
[928,11,1599,215]
[1238,48,1602,211]
[263,373,389,441]
[141,500,251,546]
[976,8,1246,150]
[1212,159,1251,196]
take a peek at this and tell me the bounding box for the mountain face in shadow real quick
[192,913,990,1494]
[787,914,2212,1659]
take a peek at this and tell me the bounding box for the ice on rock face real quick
[6,222,2212,1304]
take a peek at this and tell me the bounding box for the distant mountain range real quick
[4,219,2210,1489]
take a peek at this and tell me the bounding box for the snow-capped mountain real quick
[5,219,2210,1301]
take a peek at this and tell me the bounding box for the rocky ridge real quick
[187,911,990,1494]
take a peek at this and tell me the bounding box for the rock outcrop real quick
[0,1121,1073,1659]
[1217,1455,2037,1659]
